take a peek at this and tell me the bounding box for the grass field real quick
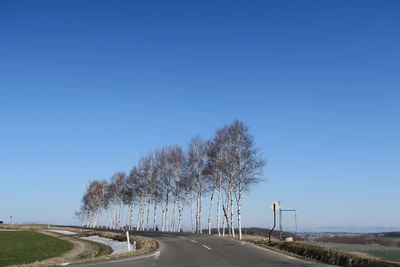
[0,231,74,267]
[319,242,400,263]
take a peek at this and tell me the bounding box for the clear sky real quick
[0,1,399,231]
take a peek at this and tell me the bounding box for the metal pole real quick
[279,204,282,240]
[268,204,276,245]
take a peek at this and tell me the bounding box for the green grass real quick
[0,231,74,267]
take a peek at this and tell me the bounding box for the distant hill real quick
[300,226,400,233]
[315,231,400,247]
[383,232,400,238]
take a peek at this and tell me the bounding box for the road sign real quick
[271,202,280,211]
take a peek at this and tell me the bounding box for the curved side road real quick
[69,232,332,267]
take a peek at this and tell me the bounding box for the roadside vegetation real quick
[312,232,400,264]
[0,231,73,267]
[77,120,266,240]
[252,240,400,267]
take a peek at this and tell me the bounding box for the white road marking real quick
[178,236,187,240]
[202,245,211,250]
[153,251,160,267]
[190,239,198,243]
[75,250,160,266]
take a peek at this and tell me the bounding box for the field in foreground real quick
[320,242,400,263]
[0,231,73,267]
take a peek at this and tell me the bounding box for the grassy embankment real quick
[0,231,73,267]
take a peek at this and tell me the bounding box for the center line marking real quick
[190,240,198,243]
[178,237,187,240]
[202,245,211,250]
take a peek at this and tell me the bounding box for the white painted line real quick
[190,239,198,243]
[178,236,187,240]
[76,250,160,266]
[202,245,211,250]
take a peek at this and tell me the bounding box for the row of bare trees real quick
[77,120,265,239]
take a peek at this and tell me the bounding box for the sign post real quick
[268,202,280,245]
[126,231,131,252]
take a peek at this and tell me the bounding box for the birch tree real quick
[125,167,139,230]
[220,120,265,240]
[166,146,185,232]
[77,120,265,237]
[205,140,224,235]
[188,136,208,234]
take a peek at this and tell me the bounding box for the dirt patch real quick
[39,231,99,262]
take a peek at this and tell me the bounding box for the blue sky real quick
[0,1,399,230]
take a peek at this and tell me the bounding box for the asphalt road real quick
[72,232,331,267]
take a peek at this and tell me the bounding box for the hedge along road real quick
[69,231,332,267]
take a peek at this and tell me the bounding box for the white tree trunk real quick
[171,197,177,232]
[146,199,151,231]
[161,202,165,232]
[112,202,118,229]
[217,186,222,236]
[196,190,201,233]
[136,198,143,231]
[153,202,157,231]
[118,202,123,228]
[165,193,169,232]
[106,209,111,229]
[226,194,231,236]
[208,190,214,234]
[178,200,183,232]
[141,203,145,231]
[127,201,135,230]
[230,191,235,238]
[237,191,242,240]
[191,190,195,233]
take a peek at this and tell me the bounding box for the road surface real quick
[71,232,331,267]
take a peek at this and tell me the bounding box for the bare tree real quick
[188,136,208,234]
[219,121,265,239]
[205,140,224,235]
[166,146,185,232]
[125,167,139,230]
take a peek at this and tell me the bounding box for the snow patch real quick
[47,230,77,235]
[81,235,130,254]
